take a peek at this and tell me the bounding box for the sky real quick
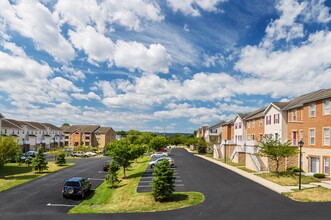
[0,0,331,133]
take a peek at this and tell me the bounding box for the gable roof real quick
[42,123,62,131]
[95,127,114,134]
[234,113,249,122]
[263,102,288,114]
[61,125,100,133]
[244,106,267,120]
[207,121,226,129]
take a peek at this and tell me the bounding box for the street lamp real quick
[298,140,304,190]
[224,140,227,163]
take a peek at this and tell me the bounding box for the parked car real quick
[71,151,85,157]
[151,152,167,159]
[149,157,175,168]
[21,151,37,160]
[84,151,96,157]
[156,148,168,152]
[62,177,91,198]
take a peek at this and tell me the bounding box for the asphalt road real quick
[1,148,331,220]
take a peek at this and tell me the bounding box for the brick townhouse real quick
[62,125,116,148]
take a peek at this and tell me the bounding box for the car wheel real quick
[62,194,67,199]
[66,187,74,195]
[150,164,154,168]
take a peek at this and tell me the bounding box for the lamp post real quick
[224,140,227,163]
[298,140,304,190]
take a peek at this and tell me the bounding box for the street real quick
[1,148,331,220]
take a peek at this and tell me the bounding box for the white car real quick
[151,152,167,159]
[84,152,97,157]
[149,157,175,168]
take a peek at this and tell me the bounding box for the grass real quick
[284,186,331,202]
[238,167,256,173]
[0,162,74,192]
[69,156,204,214]
[257,172,320,186]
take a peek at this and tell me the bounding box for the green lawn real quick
[284,186,331,202]
[69,156,204,213]
[257,173,320,186]
[0,162,74,192]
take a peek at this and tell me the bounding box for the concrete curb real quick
[187,149,293,194]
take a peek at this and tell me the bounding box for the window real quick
[324,158,330,175]
[325,100,330,115]
[259,118,262,127]
[252,135,255,140]
[309,129,315,145]
[252,121,255,128]
[247,121,250,128]
[293,111,297,121]
[274,113,280,124]
[324,128,330,146]
[247,134,251,141]
[266,115,272,125]
[235,123,238,129]
[299,130,303,141]
[239,122,242,129]
[310,103,316,117]
[259,133,263,141]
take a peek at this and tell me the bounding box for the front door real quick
[310,157,320,173]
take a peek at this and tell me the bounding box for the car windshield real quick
[65,181,80,187]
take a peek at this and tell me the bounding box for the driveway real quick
[1,148,331,220]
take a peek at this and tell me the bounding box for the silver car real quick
[149,157,175,168]
[151,152,167,159]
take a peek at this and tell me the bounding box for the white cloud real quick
[0,0,75,63]
[56,0,163,32]
[303,0,331,23]
[69,26,115,65]
[183,23,190,32]
[71,92,101,101]
[166,0,225,16]
[1,41,27,57]
[114,41,171,74]
[61,66,86,81]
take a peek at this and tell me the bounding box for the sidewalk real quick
[193,153,293,194]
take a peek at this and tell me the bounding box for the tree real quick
[117,130,127,138]
[259,139,298,176]
[168,134,186,146]
[150,136,169,151]
[151,159,175,202]
[0,136,22,168]
[25,156,33,167]
[55,153,66,166]
[62,123,70,127]
[32,147,49,172]
[105,160,121,188]
[106,139,139,178]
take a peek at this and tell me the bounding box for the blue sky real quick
[0,0,331,133]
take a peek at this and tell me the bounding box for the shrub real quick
[197,145,207,154]
[55,153,66,166]
[152,160,175,202]
[25,156,33,167]
[105,160,121,188]
[313,173,325,179]
[286,167,303,173]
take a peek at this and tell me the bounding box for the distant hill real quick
[154,132,192,137]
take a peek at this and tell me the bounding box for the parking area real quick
[137,151,186,193]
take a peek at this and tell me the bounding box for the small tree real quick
[25,156,33,167]
[106,140,139,178]
[151,160,175,202]
[32,147,49,172]
[150,136,169,151]
[259,139,298,176]
[0,136,22,168]
[55,153,66,166]
[105,160,121,188]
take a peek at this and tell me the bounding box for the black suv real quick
[62,177,91,198]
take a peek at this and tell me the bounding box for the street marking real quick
[98,171,108,174]
[141,175,180,179]
[87,178,105,181]
[47,203,76,207]
[137,184,184,188]
[140,179,182,183]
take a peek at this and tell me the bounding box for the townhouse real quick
[204,121,225,144]
[0,116,64,152]
[62,125,116,148]
[201,88,331,175]
[196,126,208,139]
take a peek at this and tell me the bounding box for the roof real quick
[263,102,288,114]
[234,113,249,122]
[42,123,62,131]
[0,113,4,119]
[1,119,22,129]
[26,121,47,130]
[95,127,114,134]
[222,119,234,126]
[61,125,100,133]
[244,106,267,120]
[282,89,331,110]
[207,121,226,129]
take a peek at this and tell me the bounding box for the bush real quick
[197,145,207,154]
[55,153,66,166]
[105,160,121,188]
[313,173,325,179]
[152,160,175,202]
[286,167,303,173]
